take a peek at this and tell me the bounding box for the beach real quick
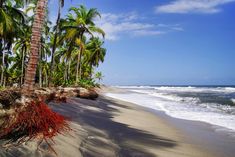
[1,0,234,156]
[1,87,235,157]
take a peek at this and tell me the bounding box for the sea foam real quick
[231,99,235,104]
[105,86,235,134]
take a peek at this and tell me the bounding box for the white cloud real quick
[133,30,166,36]
[96,12,181,41]
[157,23,184,31]
[155,0,235,14]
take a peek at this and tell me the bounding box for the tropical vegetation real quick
[0,0,106,152]
[0,0,106,91]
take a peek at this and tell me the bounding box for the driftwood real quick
[78,88,98,100]
[34,87,98,101]
[0,87,98,117]
[0,89,21,109]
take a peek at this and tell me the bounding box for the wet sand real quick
[0,87,235,157]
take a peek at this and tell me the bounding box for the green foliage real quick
[0,2,106,88]
[95,71,104,83]
[0,85,6,91]
[78,79,97,89]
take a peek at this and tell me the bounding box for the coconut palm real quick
[85,37,106,77]
[13,28,31,86]
[23,0,48,93]
[39,35,51,87]
[95,72,103,83]
[62,5,105,83]
[49,0,65,86]
[0,2,107,89]
[9,51,24,84]
[0,0,27,86]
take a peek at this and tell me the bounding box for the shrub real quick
[78,78,97,89]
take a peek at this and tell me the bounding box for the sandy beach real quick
[1,0,234,156]
[1,87,235,157]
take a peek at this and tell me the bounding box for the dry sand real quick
[0,87,235,157]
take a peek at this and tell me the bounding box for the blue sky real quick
[49,0,235,85]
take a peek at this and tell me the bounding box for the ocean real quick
[106,86,235,134]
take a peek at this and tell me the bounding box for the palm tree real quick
[23,0,48,93]
[62,5,105,83]
[85,37,106,77]
[95,72,103,83]
[0,0,27,86]
[0,2,107,88]
[14,28,31,86]
[49,0,64,86]
[9,51,23,84]
[39,35,51,87]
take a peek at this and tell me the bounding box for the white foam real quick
[224,87,235,92]
[152,86,235,93]
[231,99,235,104]
[114,85,153,89]
[131,89,200,104]
[105,91,235,133]
[116,86,235,94]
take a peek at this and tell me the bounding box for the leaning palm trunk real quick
[76,33,85,83]
[22,0,48,93]
[68,59,71,81]
[49,1,62,87]
[89,63,93,79]
[64,59,69,83]
[78,50,83,80]
[76,47,82,83]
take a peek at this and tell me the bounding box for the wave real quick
[105,90,235,133]
[153,86,235,93]
[116,86,235,94]
[115,85,153,89]
[132,89,200,104]
[225,87,235,92]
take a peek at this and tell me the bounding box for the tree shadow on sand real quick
[51,96,178,157]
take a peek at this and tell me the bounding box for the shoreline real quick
[132,102,235,157]
[104,86,235,134]
[101,86,235,157]
[0,87,235,156]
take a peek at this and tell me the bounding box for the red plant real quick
[0,100,71,154]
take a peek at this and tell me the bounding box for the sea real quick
[106,85,235,134]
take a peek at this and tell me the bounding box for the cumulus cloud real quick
[95,12,182,41]
[155,0,235,14]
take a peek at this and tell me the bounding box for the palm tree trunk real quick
[22,0,48,93]
[0,47,5,86]
[75,33,84,82]
[3,75,6,87]
[89,63,92,79]
[64,59,68,83]
[20,48,25,86]
[39,46,42,88]
[49,2,62,87]
[79,51,82,80]
[68,59,71,81]
[76,48,82,83]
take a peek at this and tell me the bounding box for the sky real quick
[48,0,235,85]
